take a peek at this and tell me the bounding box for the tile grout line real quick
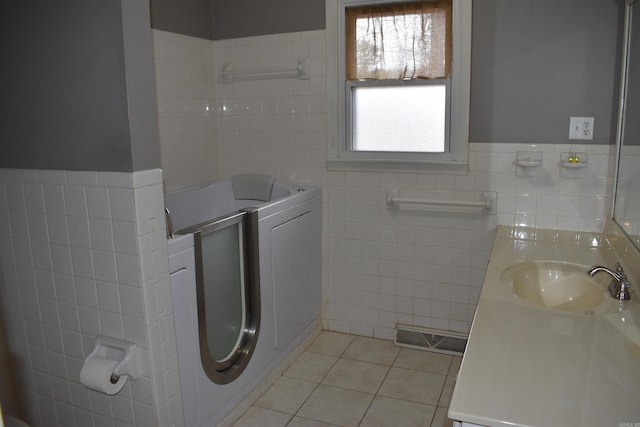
[280,338,349,426]
[288,353,331,426]
[235,333,461,427]
[354,343,404,425]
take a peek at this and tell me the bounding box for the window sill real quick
[326,158,469,174]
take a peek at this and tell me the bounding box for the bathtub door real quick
[201,223,246,361]
[192,210,261,384]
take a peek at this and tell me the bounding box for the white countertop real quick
[449,226,640,427]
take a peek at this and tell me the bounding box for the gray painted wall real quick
[122,0,163,171]
[211,0,325,40]
[470,0,624,144]
[0,0,160,172]
[152,0,623,144]
[149,0,325,40]
[1,0,623,174]
[150,0,213,40]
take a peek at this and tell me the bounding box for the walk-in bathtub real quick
[166,176,321,427]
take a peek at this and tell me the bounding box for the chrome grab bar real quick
[165,207,174,239]
[386,189,497,213]
[175,211,246,236]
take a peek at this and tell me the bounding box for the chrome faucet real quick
[587,262,632,301]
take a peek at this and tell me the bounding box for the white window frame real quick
[326,0,472,173]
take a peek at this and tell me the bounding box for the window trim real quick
[326,0,472,174]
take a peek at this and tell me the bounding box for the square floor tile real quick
[431,406,454,427]
[449,356,462,377]
[360,395,436,427]
[306,331,355,357]
[254,376,317,414]
[378,367,445,405]
[394,348,452,375]
[286,416,340,427]
[283,351,337,383]
[322,358,389,394]
[342,336,400,365]
[235,333,465,427]
[438,376,456,407]
[232,406,291,427]
[297,384,374,427]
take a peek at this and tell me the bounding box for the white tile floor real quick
[232,331,460,427]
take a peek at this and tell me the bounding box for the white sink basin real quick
[501,261,608,313]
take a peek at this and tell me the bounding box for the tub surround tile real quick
[152,29,218,194]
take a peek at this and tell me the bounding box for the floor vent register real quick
[395,325,467,356]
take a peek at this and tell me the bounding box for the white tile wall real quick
[152,30,218,193]
[0,169,182,427]
[212,30,328,185]
[322,142,613,337]
[203,30,616,337]
[153,29,616,339]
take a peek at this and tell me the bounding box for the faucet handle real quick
[619,282,631,301]
[588,263,632,301]
[616,267,631,301]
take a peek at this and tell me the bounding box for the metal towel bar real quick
[219,58,309,82]
[386,189,497,213]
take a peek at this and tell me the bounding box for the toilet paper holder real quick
[85,336,141,382]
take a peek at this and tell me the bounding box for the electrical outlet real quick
[569,116,594,140]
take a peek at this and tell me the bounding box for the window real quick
[327,0,472,173]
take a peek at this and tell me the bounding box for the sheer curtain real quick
[346,1,452,80]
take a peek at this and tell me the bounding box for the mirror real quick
[614,0,640,247]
